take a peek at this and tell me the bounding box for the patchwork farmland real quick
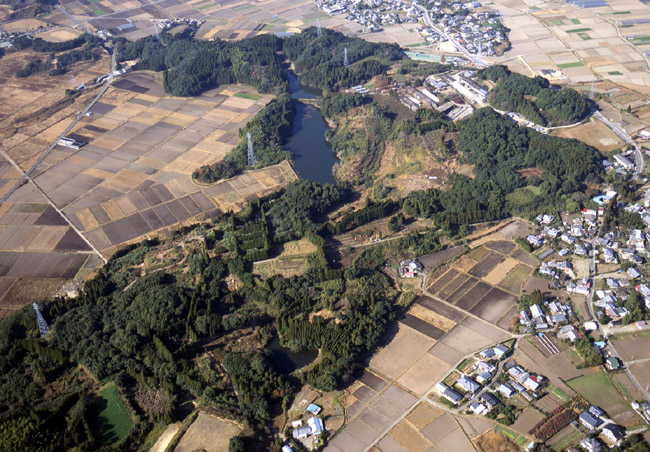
[0,74,297,314]
[426,240,536,331]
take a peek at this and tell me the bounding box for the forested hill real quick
[283,26,405,91]
[477,65,593,127]
[115,31,287,96]
[0,179,445,451]
[116,26,405,97]
[403,107,603,233]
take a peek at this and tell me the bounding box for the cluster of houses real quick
[495,362,545,402]
[577,406,626,448]
[528,210,599,263]
[414,3,507,57]
[315,0,423,31]
[398,259,423,278]
[436,343,512,410]
[519,299,574,331]
[291,403,325,444]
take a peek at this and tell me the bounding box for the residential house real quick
[602,423,625,443]
[527,235,543,247]
[307,403,322,415]
[559,325,580,342]
[579,437,602,452]
[524,376,541,392]
[476,371,492,383]
[497,383,515,398]
[628,267,643,279]
[457,375,481,393]
[293,425,312,439]
[530,304,544,319]
[589,406,604,417]
[282,445,295,452]
[606,357,621,371]
[476,361,496,373]
[470,402,487,415]
[480,392,499,409]
[494,344,509,358]
[308,417,324,436]
[480,348,495,359]
[437,383,463,405]
[579,411,603,429]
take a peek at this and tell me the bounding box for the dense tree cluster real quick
[283,26,404,90]
[193,93,296,183]
[478,65,593,126]
[320,93,368,118]
[115,32,287,97]
[403,108,602,233]
[12,33,101,52]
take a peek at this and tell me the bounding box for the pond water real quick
[285,72,338,184]
[267,336,318,374]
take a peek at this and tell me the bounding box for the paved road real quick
[594,111,644,178]
[411,2,489,68]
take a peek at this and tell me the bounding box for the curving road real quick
[594,111,644,178]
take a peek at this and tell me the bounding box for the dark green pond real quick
[286,72,338,184]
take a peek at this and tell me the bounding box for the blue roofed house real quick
[307,403,322,415]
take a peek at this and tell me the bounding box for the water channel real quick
[285,72,338,184]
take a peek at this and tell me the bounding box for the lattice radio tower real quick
[344,47,349,68]
[32,303,50,338]
[589,79,595,100]
[247,132,257,166]
[478,37,482,58]
[317,17,322,37]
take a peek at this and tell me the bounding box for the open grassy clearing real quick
[91,384,133,445]
[567,372,639,425]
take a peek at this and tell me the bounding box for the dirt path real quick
[149,423,181,452]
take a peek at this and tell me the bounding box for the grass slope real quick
[92,384,134,445]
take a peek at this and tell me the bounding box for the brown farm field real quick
[553,118,624,152]
[174,412,241,452]
[426,239,536,329]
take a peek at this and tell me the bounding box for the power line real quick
[33,303,50,338]
[247,132,257,166]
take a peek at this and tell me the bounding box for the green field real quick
[197,2,219,10]
[92,7,106,16]
[613,11,631,14]
[571,18,581,24]
[578,33,592,40]
[234,92,262,100]
[557,62,584,69]
[567,372,632,419]
[608,71,623,76]
[566,27,592,33]
[498,263,532,294]
[91,385,134,445]
[548,425,582,451]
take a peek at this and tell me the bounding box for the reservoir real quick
[286,72,338,184]
[267,336,318,374]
